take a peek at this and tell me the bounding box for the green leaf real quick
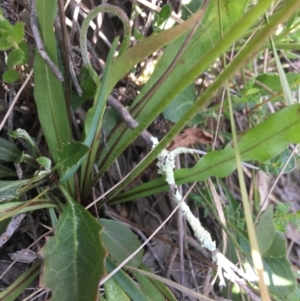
[139,264,177,301]
[133,28,143,41]
[253,207,296,296]
[156,4,172,27]
[33,0,73,193]
[0,179,29,201]
[284,286,300,301]
[99,218,143,268]
[133,272,166,301]
[78,64,99,100]
[36,157,52,172]
[7,48,24,68]
[57,142,89,171]
[0,37,11,50]
[104,277,131,301]
[0,138,23,163]
[114,104,300,203]
[255,206,276,255]
[40,196,106,301]
[79,38,119,195]
[8,22,24,44]
[255,73,300,96]
[18,40,28,64]
[259,148,296,175]
[163,83,196,123]
[159,4,172,20]
[0,10,13,33]
[0,199,57,221]
[106,257,150,301]
[274,203,300,232]
[2,69,19,83]
[9,128,41,158]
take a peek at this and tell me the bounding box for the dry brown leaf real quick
[167,128,213,151]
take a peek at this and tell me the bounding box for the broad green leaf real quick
[36,157,52,172]
[7,48,24,68]
[163,83,196,123]
[113,104,300,203]
[8,22,24,44]
[106,257,150,301]
[181,0,205,20]
[259,148,296,176]
[57,142,89,171]
[159,4,172,21]
[33,0,74,194]
[104,277,131,301]
[0,180,29,201]
[18,40,28,64]
[228,207,296,297]
[0,9,13,34]
[0,38,11,50]
[78,64,99,100]
[274,203,300,232]
[0,164,16,178]
[126,265,215,301]
[133,272,165,301]
[133,28,143,41]
[2,69,19,83]
[255,206,276,254]
[40,195,106,301]
[284,286,300,301]
[138,264,177,301]
[0,199,57,221]
[9,128,41,158]
[255,73,300,96]
[155,4,172,27]
[0,261,41,301]
[253,207,296,296]
[99,218,143,268]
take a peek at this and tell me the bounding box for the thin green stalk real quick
[80,38,119,197]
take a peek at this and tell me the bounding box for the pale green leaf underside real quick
[0,179,29,201]
[99,218,143,268]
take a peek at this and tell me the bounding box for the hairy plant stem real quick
[80,4,131,66]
